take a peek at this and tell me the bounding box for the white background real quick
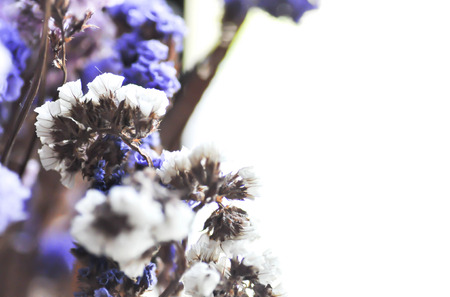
[182,1,450,296]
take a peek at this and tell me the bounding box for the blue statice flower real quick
[0,164,30,234]
[86,34,180,98]
[73,245,158,296]
[124,57,180,98]
[94,288,113,297]
[107,0,186,52]
[97,268,125,286]
[122,39,180,97]
[115,32,141,67]
[129,132,164,168]
[135,262,157,290]
[0,20,30,103]
[37,231,75,278]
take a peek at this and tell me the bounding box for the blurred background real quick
[182,0,450,296]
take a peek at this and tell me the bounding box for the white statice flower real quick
[189,142,222,165]
[85,72,125,105]
[237,167,260,198]
[116,84,169,117]
[153,200,194,242]
[71,186,163,278]
[34,73,169,188]
[219,218,260,258]
[187,234,230,276]
[157,147,192,184]
[243,250,282,288]
[186,234,221,264]
[182,262,221,297]
[37,145,76,188]
[35,100,69,144]
[57,79,84,109]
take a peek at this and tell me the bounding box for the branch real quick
[160,17,247,151]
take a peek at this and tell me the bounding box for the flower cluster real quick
[107,0,186,52]
[0,20,29,103]
[157,143,259,207]
[184,207,283,297]
[0,19,30,134]
[84,32,181,99]
[35,73,168,187]
[71,169,194,278]
[0,0,317,294]
[72,245,157,297]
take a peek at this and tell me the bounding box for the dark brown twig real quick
[160,20,245,151]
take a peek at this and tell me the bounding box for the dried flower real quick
[71,187,163,277]
[157,143,259,207]
[35,73,169,187]
[182,262,221,297]
[71,169,194,278]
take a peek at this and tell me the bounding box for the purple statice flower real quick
[37,231,75,277]
[0,164,30,234]
[0,20,30,103]
[107,0,186,51]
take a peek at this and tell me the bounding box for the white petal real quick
[75,189,107,214]
[57,79,83,107]
[86,73,124,104]
[38,145,60,171]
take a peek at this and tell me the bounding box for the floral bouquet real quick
[0,0,317,296]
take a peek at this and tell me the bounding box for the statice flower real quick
[0,19,30,133]
[157,143,259,206]
[71,170,194,278]
[34,73,169,187]
[107,0,186,51]
[117,34,181,98]
[182,262,221,297]
[0,164,30,234]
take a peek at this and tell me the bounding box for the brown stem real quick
[160,20,245,151]
[120,134,154,167]
[1,0,51,166]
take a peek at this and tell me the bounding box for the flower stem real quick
[120,134,154,167]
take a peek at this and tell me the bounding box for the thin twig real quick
[1,0,51,166]
[120,134,154,167]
